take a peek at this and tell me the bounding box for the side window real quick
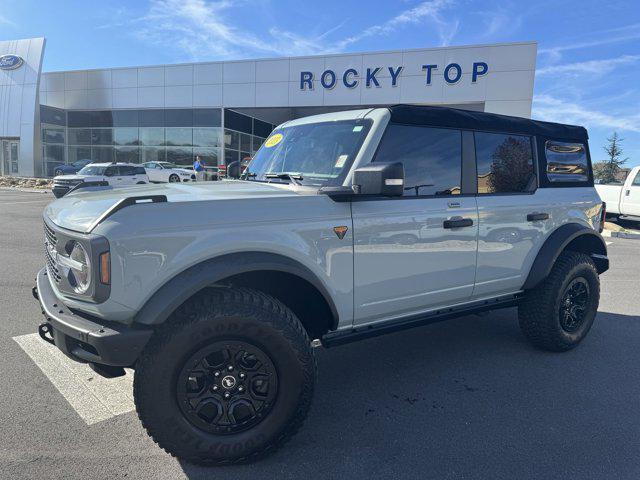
[104,166,116,177]
[475,132,535,194]
[545,141,589,183]
[632,172,640,186]
[118,166,135,176]
[134,166,146,175]
[374,124,462,196]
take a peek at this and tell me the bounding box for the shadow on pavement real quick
[179,309,640,480]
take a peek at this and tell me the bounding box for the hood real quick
[54,174,91,182]
[45,180,303,233]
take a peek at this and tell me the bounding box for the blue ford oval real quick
[0,54,24,70]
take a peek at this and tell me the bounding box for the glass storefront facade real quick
[39,106,275,177]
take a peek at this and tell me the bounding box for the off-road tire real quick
[518,251,599,352]
[133,287,316,465]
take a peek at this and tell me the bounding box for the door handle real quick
[626,190,631,196]
[443,217,474,229]
[527,212,549,221]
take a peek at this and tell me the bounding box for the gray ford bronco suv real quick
[35,105,608,465]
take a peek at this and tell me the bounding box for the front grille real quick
[44,221,61,284]
[54,179,82,187]
[44,221,57,246]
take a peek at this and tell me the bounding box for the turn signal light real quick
[99,252,110,285]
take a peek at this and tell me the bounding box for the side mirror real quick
[227,161,241,179]
[352,162,404,196]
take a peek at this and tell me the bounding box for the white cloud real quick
[539,23,640,62]
[537,55,640,76]
[0,14,15,26]
[532,94,640,133]
[333,0,459,49]
[134,0,458,60]
[477,8,523,38]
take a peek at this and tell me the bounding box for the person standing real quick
[193,155,206,181]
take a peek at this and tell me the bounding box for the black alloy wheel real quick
[177,340,278,435]
[558,277,590,333]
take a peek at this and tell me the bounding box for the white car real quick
[596,165,640,222]
[142,161,196,183]
[52,163,149,198]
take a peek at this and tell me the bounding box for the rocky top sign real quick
[299,62,489,90]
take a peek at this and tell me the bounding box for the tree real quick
[595,132,628,184]
[487,137,533,193]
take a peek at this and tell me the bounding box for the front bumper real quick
[51,185,70,198]
[34,267,152,367]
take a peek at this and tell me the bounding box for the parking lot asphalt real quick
[1,188,640,480]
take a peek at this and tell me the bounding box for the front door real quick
[352,124,478,325]
[1,139,19,176]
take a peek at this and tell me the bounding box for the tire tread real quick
[133,287,316,466]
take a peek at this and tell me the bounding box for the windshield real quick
[77,166,106,175]
[245,119,372,186]
[159,162,179,169]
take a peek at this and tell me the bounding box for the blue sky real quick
[1,0,639,166]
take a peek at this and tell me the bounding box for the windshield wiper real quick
[264,172,303,186]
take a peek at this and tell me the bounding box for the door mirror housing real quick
[227,161,241,179]
[352,162,405,196]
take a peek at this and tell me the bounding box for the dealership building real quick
[0,37,536,177]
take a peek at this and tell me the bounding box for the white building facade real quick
[0,37,537,177]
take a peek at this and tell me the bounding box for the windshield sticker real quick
[335,154,348,168]
[352,125,363,132]
[265,133,283,148]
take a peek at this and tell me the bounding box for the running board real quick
[322,294,522,348]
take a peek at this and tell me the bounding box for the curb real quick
[0,187,51,194]
[610,231,640,240]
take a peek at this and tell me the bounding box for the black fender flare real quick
[133,252,340,327]
[523,223,609,290]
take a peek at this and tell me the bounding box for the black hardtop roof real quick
[388,105,588,141]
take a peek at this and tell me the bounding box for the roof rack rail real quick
[88,195,168,232]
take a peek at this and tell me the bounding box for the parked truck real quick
[596,166,640,222]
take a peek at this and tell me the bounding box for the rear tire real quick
[518,251,600,352]
[133,287,316,465]
[54,169,63,176]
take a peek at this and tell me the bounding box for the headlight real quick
[68,241,91,293]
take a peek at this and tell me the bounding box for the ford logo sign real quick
[0,54,24,70]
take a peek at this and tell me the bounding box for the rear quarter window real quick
[545,141,589,183]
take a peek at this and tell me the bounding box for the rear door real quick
[473,132,544,297]
[103,165,119,185]
[352,124,478,326]
[621,169,640,216]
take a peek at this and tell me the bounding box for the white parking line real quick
[13,333,135,425]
